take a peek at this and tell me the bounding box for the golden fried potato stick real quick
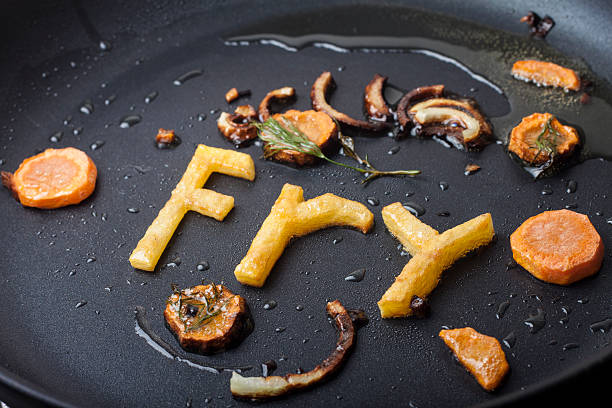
[382,202,439,256]
[234,184,374,287]
[129,145,255,271]
[379,204,494,318]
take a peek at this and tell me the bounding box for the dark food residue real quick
[520,11,555,38]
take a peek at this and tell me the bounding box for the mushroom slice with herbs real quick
[364,74,391,122]
[258,86,296,122]
[311,71,389,132]
[407,98,492,149]
[396,84,445,130]
[230,300,359,399]
[165,283,253,354]
[217,104,258,146]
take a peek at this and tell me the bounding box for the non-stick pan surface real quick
[0,1,611,407]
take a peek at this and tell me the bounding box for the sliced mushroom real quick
[407,98,492,149]
[396,84,445,129]
[225,88,251,103]
[311,71,389,132]
[230,300,359,399]
[217,105,258,146]
[364,74,391,122]
[258,87,296,122]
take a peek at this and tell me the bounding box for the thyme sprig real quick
[532,117,560,164]
[253,117,420,183]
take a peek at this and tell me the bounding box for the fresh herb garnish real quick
[532,117,560,164]
[253,117,420,183]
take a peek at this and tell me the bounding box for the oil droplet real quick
[261,360,277,377]
[86,257,96,263]
[49,131,63,143]
[333,237,343,244]
[566,180,577,193]
[439,181,449,191]
[562,343,579,351]
[589,318,612,333]
[79,100,94,115]
[367,197,379,206]
[197,113,207,122]
[295,305,304,311]
[119,115,142,128]
[502,331,516,348]
[75,301,87,308]
[345,268,366,282]
[73,127,83,136]
[173,69,203,86]
[437,211,450,217]
[104,95,117,105]
[144,91,158,104]
[524,308,546,333]
[263,300,277,310]
[127,207,140,213]
[541,188,553,195]
[99,40,112,51]
[197,261,210,271]
[90,140,105,150]
[496,301,510,319]
[388,146,400,155]
[402,202,426,217]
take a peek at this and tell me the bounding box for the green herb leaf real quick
[254,117,420,183]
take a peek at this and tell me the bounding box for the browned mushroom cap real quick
[364,74,391,122]
[396,84,445,129]
[311,71,390,132]
[258,87,296,122]
[230,300,357,399]
[407,98,492,150]
[217,104,258,146]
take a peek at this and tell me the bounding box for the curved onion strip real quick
[230,300,355,399]
[311,71,389,131]
[396,84,445,128]
[258,87,296,122]
[364,74,391,122]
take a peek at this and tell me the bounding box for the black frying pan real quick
[0,0,610,407]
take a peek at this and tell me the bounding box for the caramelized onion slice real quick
[408,98,491,149]
[396,84,445,129]
[364,74,391,122]
[311,71,389,132]
[217,105,258,146]
[258,87,296,122]
[230,300,356,399]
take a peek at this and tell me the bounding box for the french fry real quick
[234,184,374,287]
[381,202,438,256]
[129,145,255,271]
[379,204,494,318]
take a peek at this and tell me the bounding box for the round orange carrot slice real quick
[510,209,604,285]
[508,112,580,165]
[511,60,580,91]
[1,147,97,209]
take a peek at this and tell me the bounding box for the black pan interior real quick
[0,1,611,407]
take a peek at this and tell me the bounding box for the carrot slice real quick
[510,209,604,285]
[511,60,580,91]
[439,327,509,391]
[508,113,580,165]
[266,109,338,166]
[1,147,97,209]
